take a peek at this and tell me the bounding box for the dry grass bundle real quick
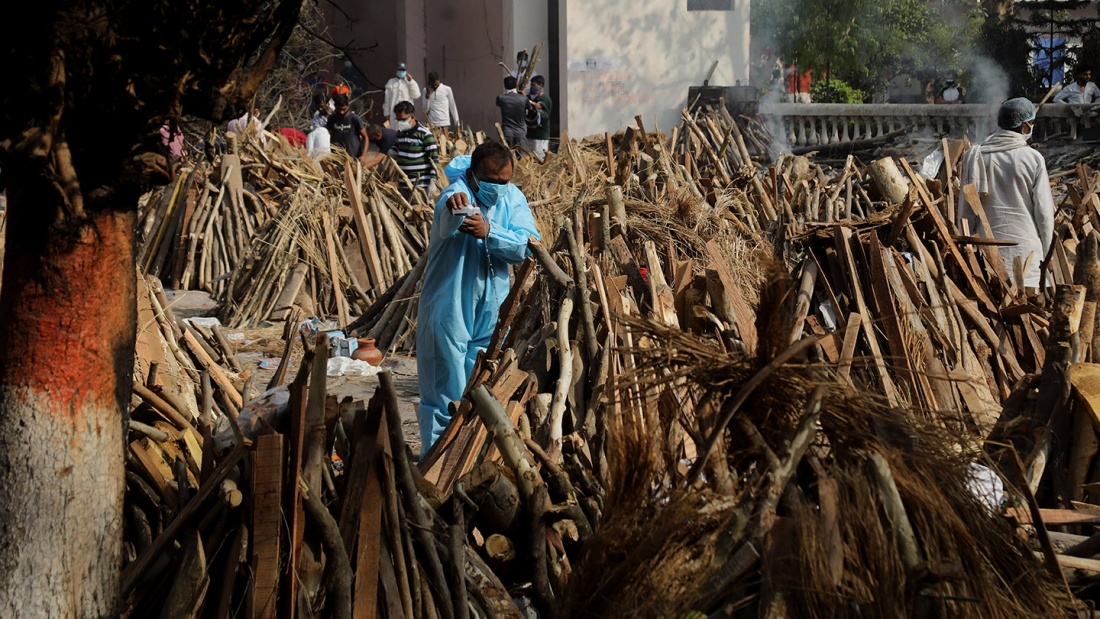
[559,304,1078,618]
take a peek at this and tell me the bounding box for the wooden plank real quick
[338,400,380,549]
[322,210,351,327]
[868,234,920,404]
[182,330,243,409]
[486,257,536,361]
[436,357,531,494]
[1069,363,1100,432]
[281,361,310,619]
[898,157,996,313]
[645,241,679,328]
[943,277,1026,382]
[345,166,386,289]
[837,312,861,382]
[705,240,758,353]
[1038,552,1100,572]
[835,227,900,404]
[130,439,179,507]
[1008,507,1100,526]
[353,413,388,619]
[253,433,285,619]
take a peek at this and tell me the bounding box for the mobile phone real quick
[452,204,479,217]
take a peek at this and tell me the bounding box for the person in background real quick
[957,98,1053,289]
[525,75,552,161]
[935,72,964,104]
[364,123,397,169]
[278,127,307,148]
[384,62,421,127]
[327,94,368,164]
[423,71,460,131]
[1054,66,1100,104]
[311,93,333,131]
[496,75,528,148]
[392,101,439,195]
[415,142,539,455]
[306,125,330,159]
[227,108,266,145]
[785,64,812,103]
[330,83,351,98]
[159,118,184,160]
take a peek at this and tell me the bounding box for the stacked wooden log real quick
[413,127,1100,614]
[415,209,1080,616]
[125,104,1100,615]
[139,138,433,330]
[218,163,431,328]
[126,273,518,617]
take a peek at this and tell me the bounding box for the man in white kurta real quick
[423,72,460,130]
[957,97,1054,288]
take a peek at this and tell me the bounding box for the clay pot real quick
[352,338,383,366]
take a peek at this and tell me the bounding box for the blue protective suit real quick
[416,156,539,454]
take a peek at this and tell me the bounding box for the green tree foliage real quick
[752,0,969,97]
[810,78,864,103]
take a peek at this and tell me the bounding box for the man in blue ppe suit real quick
[416,142,539,455]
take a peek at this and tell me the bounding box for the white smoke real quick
[967,55,1009,105]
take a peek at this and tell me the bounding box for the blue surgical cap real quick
[997,97,1037,130]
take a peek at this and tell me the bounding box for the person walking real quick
[423,72,460,131]
[525,75,552,161]
[391,101,439,196]
[416,142,539,454]
[957,98,1054,289]
[496,75,528,148]
[327,94,368,164]
[383,62,421,127]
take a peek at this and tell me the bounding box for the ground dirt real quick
[163,289,424,455]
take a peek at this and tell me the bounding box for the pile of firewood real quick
[123,104,1100,616]
[138,134,434,329]
[125,272,519,618]
[413,121,1100,614]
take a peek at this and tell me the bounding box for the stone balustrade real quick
[757,103,1100,148]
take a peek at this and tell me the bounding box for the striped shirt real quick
[393,125,439,188]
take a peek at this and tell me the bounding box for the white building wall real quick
[561,0,750,137]
[328,0,750,140]
[505,0,550,77]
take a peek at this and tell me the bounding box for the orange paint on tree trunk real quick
[0,208,136,419]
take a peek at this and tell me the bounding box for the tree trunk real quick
[0,162,135,615]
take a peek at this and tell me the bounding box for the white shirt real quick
[227,112,266,145]
[1053,81,1100,104]
[384,76,421,125]
[306,127,330,158]
[423,84,460,128]
[957,130,1054,287]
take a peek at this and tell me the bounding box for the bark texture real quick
[0,0,304,614]
[0,194,135,614]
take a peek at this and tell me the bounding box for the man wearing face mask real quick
[957,97,1053,288]
[415,142,539,455]
[935,73,964,104]
[384,62,421,127]
[525,75,552,161]
[391,101,439,197]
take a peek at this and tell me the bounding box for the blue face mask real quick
[397,70,407,79]
[467,169,508,208]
